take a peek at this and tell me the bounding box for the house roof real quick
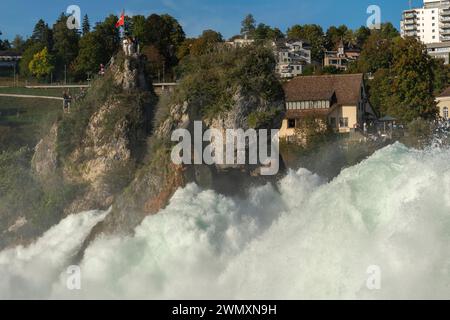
[283,73,364,105]
[438,86,450,98]
[0,51,21,57]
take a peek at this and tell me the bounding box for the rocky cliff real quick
[30,52,155,218]
[29,45,286,247]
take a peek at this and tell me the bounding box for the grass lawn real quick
[0,96,62,150]
[0,87,82,98]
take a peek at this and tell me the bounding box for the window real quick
[330,117,337,128]
[339,117,349,128]
[288,119,296,128]
[444,107,449,119]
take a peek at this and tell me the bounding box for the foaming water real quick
[1,143,449,299]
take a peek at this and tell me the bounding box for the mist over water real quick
[1,143,449,299]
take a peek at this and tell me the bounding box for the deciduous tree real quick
[29,47,54,80]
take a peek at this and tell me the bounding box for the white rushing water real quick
[0,143,449,299]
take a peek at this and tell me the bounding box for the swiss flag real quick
[116,11,125,28]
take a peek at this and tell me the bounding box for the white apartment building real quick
[401,0,450,63]
[401,0,450,43]
[273,40,312,78]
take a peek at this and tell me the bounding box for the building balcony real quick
[441,35,450,41]
[441,22,450,29]
[403,24,417,31]
[402,18,416,25]
[441,8,450,16]
[403,12,416,19]
[441,29,450,36]
[441,16,450,23]
[404,31,418,37]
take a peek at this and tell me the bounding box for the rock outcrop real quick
[32,47,287,247]
[32,53,155,215]
[32,123,58,181]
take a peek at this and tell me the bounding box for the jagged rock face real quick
[31,123,58,180]
[68,99,132,183]
[207,88,283,131]
[111,55,149,91]
[95,162,187,235]
[64,99,134,213]
[31,54,154,216]
[155,101,190,139]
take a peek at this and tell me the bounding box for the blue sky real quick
[0,0,423,40]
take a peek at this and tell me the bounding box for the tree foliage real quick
[241,14,256,37]
[72,15,120,80]
[368,37,438,121]
[287,24,325,61]
[29,47,54,79]
[31,19,53,49]
[82,14,91,36]
[52,14,80,78]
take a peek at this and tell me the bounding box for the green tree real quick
[355,26,371,48]
[130,15,146,40]
[94,14,121,60]
[287,24,325,61]
[325,25,348,50]
[378,23,400,40]
[432,58,450,95]
[19,42,44,77]
[142,14,185,76]
[0,31,11,50]
[31,19,53,49]
[367,68,392,115]
[177,38,195,61]
[72,15,120,80]
[387,37,437,120]
[253,23,284,41]
[53,13,80,80]
[82,14,91,35]
[11,35,26,52]
[29,47,54,80]
[71,32,102,80]
[356,32,394,74]
[142,44,165,78]
[190,30,223,56]
[368,37,436,121]
[241,14,256,38]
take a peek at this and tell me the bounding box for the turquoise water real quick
[0,143,449,299]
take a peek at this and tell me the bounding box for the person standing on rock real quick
[62,90,69,113]
[67,90,73,113]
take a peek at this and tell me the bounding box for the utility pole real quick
[13,64,16,87]
[64,64,67,85]
[162,63,165,83]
